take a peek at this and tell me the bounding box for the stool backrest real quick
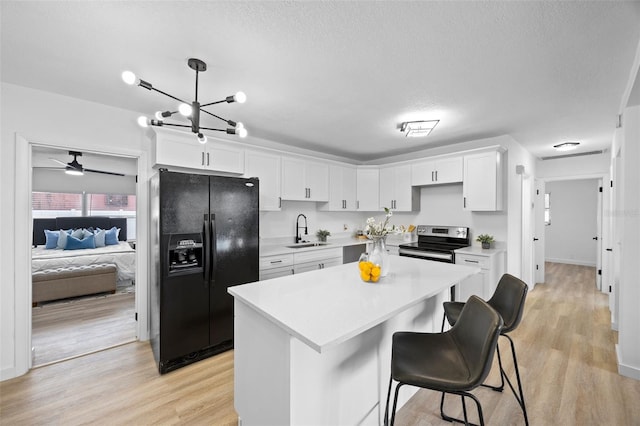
[451,295,503,388]
[487,273,528,333]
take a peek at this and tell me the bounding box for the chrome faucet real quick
[295,214,308,243]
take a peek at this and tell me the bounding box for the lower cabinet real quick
[454,249,505,302]
[259,247,343,280]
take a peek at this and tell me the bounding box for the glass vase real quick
[368,235,390,277]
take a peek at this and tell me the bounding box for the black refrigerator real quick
[149,170,259,374]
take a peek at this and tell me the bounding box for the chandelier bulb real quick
[197,133,208,144]
[122,71,137,85]
[235,91,247,104]
[179,103,193,117]
[238,126,248,138]
[155,111,165,120]
[137,116,150,128]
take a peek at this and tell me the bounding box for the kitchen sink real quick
[285,242,331,249]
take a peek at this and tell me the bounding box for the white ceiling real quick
[2,1,640,162]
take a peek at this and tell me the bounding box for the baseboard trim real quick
[616,344,640,380]
[545,258,596,267]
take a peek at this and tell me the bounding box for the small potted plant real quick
[476,234,495,249]
[316,229,331,242]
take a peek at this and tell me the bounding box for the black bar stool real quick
[442,273,529,425]
[385,295,503,426]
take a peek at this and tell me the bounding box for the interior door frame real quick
[14,133,149,375]
[534,179,545,284]
[537,173,609,291]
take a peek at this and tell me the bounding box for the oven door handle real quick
[399,248,453,261]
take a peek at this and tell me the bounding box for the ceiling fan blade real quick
[33,166,65,171]
[84,168,126,177]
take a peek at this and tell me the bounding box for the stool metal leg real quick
[481,340,505,392]
[502,334,529,426]
[384,376,393,426]
[389,382,404,426]
[440,390,485,426]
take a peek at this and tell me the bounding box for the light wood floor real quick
[32,292,136,366]
[2,263,639,425]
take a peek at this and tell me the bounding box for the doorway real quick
[30,146,139,366]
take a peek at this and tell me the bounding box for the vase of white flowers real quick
[364,208,398,277]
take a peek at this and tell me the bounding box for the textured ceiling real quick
[2,1,639,162]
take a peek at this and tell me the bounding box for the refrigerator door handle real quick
[210,214,217,287]
[203,214,211,283]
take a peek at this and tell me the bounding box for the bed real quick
[32,217,136,283]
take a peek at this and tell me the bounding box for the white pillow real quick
[56,229,72,249]
[94,228,106,247]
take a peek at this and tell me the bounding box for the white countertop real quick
[260,235,416,256]
[455,246,506,256]
[229,256,480,353]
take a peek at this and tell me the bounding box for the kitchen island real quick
[228,256,480,425]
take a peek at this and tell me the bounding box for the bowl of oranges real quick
[358,256,381,283]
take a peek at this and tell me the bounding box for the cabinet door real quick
[378,167,395,210]
[260,266,294,281]
[411,160,436,186]
[246,152,281,211]
[323,165,357,211]
[305,161,329,201]
[434,157,463,184]
[393,165,415,211]
[281,157,306,200]
[463,151,503,211]
[356,168,380,211]
[293,262,321,274]
[153,133,205,169]
[206,144,244,174]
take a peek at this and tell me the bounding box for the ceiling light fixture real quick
[400,120,439,137]
[553,142,580,151]
[122,58,247,144]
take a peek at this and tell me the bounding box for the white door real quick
[521,173,535,288]
[534,179,546,284]
[595,179,603,290]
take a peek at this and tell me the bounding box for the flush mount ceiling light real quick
[553,142,580,151]
[122,58,247,144]
[400,120,439,138]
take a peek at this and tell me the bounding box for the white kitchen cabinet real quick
[245,151,282,211]
[454,248,505,302]
[259,253,294,280]
[321,164,357,211]
[356,168,380,211]
[152,128,244,174]
[411,156,463,186]
[293,247,342,274]
[379,164,419,211]
[281,157,329,201]
[463,149,504,211]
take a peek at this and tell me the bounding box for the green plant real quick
[316,229,331,241]
[476,234,495,244]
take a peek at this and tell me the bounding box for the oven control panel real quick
[416,225,468,240]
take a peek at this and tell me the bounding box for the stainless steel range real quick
[398,225,470,263]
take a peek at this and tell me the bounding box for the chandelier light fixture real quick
[122,58,247,144]
[400,120,439,137]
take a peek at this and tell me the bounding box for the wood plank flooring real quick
[32,292,136,366]
[2,262,639,425]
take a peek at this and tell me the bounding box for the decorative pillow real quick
[71,228,85,239]
[94,228,106,247]
[83,228,94,239]
[104,226,120,246]
[56,229,73,249]
[43,230,59,249]
[64,233,96,250]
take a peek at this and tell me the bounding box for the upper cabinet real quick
[151,129,245,174]
[281,157,329,202]
[463,149,504,211]
[245,151,282,211]
[356,168,380,211]
[321,164,357,211]
[379,164,419,212]
[411,156,463,186]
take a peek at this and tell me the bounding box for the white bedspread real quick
[32,241,136,281]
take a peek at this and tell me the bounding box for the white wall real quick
[536,151,610,179]
[544,179,599,266]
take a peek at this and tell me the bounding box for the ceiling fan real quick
[46,151,125,177]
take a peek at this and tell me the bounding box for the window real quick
[32,192,82,218]
[544,193,551,225]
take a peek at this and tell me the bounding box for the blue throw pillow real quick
[94,228,106,247]
[104,226,119,246]
[64,233,96,250]
[56,229,72,249]
[44,229,59,249]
